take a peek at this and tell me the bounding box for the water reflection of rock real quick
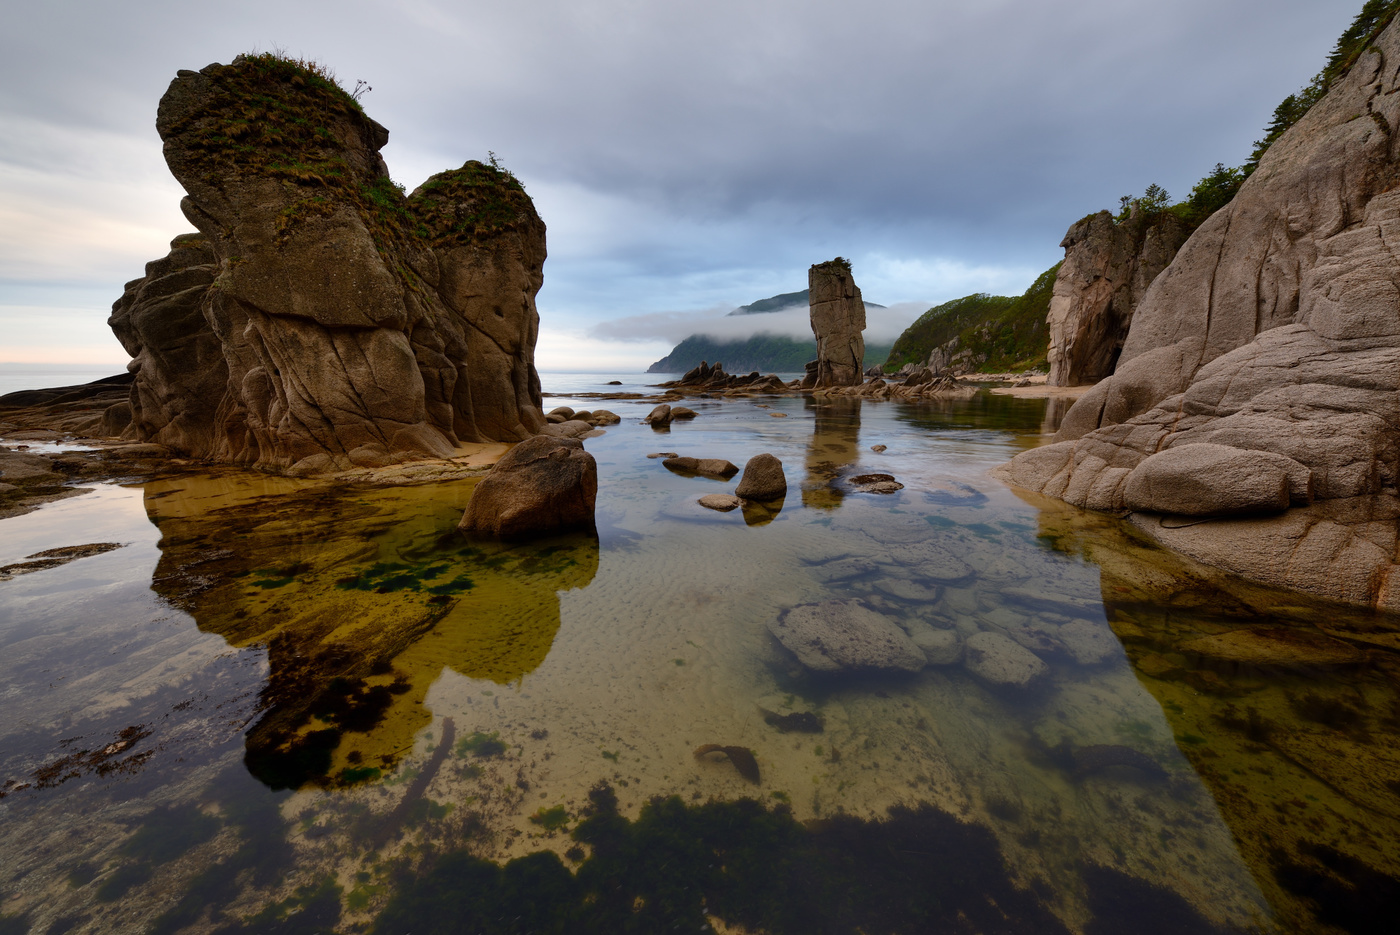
[140,473,597,790]
[802,397,861,509]
[1022,488,1400,934]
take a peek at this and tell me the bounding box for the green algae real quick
[456,731,506,758]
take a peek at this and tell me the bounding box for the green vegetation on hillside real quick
[882,264,1059,374]
[1116,1,1400,231]
[647,334,893,375]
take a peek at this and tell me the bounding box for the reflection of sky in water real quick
[1,391,1396,933]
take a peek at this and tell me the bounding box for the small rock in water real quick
[734,453,787,501]
[845,473,904,494]
[606,380,623,385]
[698,494,742,512]
[769,599,926,674]
[663,456,739,479]
[963,631,1047,689]
[870,444,887,453]
[671,407,698,420]
[694,744,760,783]
[644,404,673,427]
[770,412,788,418]
[589,409,621,426]
[646,452,679,459]
[547,406,575,419]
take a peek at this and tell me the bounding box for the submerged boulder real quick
[108,55,548,474]
[459,436,597,539]
[769,599,926,674]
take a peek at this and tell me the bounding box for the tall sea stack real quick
[108,54,547,475]
[805,258,866,387]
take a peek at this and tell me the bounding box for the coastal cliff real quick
[1045,210,1188,386]
[109,54,546,475]
[1000,12,1400,608]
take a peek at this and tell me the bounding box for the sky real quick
[0,0,1361,371]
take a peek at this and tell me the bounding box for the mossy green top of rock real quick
[409,159,539,247]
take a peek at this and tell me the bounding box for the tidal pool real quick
[1,389,1397,934]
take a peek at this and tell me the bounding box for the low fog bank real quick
[593,300,926,346]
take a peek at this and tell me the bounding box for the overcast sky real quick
[0,0,1359,370]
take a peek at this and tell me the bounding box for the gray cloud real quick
[0,0,1360,366]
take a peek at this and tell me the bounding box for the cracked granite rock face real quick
[1000,20,1400,608]
[108,55,546,475]
[805,259,866,388]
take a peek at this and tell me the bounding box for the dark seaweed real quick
[372,782,1074,934]
[1273,842,1400,935]
[763,710,825,733]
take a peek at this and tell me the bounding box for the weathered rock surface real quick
[107,55,547,474]
[805,259,865,387]
[458,435,596,538]
[658,361,790,394]
[698,493,742,512]
[1000,20,1400,608]
[963,631,1048,689]
[734,453,787,501]
[769,600,926,673]
[662,456,739,479]
[1046,210,1189,386]
[1122,443,1309,516]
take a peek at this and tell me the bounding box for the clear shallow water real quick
[0,390,1397,934]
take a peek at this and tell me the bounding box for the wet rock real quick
[698,494,742,512]
[769,599,926,674]
[734,453,787,501]
[540,419,594,439]
[886,541,975,583]
[874,578,942,603]
[671,407,697,420]
[1058,619,1120,665]
[870,444,887,453]
[963,631,1048,689]
[547,407,575,420]
[908,625,962,665]
[588,410,621,426]
[459,435,597,539]
[646,452,678,459]
[662,456,739,479]
[844,473,903,494]
[1179,627,1364,667]
[0,450,60,485]
[645,404,673,426]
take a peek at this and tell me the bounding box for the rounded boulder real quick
[459,435,597,539]
[735,453,787,501]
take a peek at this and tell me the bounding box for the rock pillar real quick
[805,258,866,387]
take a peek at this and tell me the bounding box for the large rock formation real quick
[1045,210,1189,386]
[804,258,866,387]
[108,55,546,474]
[999,21,1400,608]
